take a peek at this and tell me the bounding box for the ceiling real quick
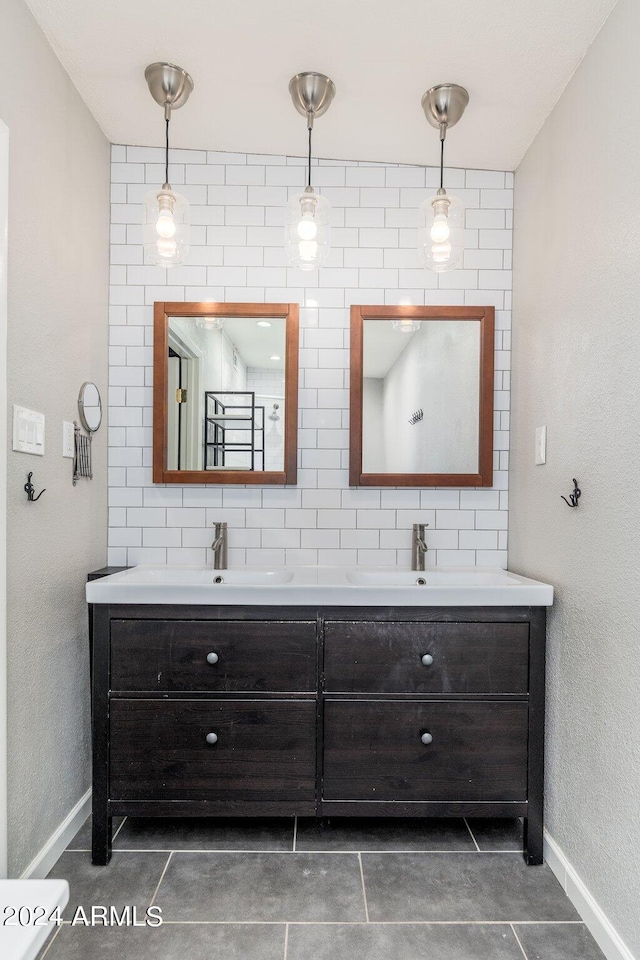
[223,317,285,372]
[364,322,416,378]
[26,0,616,171]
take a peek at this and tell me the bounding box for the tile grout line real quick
[148,852,172,909]
[358,852,370,923]
[511,923,530,959]
[114,920,585,926]
[37,923,62,958]
[61,847,523,855]
[292,817,297,852]
[463,818,481,852]
[283,922,289,960]
[112,817,127,843]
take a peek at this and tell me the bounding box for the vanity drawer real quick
[323,621,529,694]
[323,700,528,801]
[110,619,317,692]
[110,699,316,801]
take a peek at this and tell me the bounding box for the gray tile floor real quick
[39,816,606,959]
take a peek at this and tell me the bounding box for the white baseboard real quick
[20,789,91,881]
[544,829,636,960]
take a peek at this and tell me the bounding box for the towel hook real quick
[561,479,581,508]
[24,472,46,503]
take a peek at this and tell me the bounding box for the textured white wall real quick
[108,146,513,568]
[510,0,640,953]
[0,0,109,876]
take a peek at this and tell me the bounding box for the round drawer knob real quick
[421,654,434,666]
[206,652,219,665]
[205,732,218,745]
[421,732,433,745]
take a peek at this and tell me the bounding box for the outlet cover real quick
[535,425,547,465]
[62,421,75,459]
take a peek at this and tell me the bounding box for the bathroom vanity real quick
[87,566,552,867]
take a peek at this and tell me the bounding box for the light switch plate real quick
[13,405,45,456]
[62,421,75,459]
[535,425,547,465]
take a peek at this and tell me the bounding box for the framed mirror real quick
[78,381,102,433]
[153,302,299,484]
[350,305,494,487]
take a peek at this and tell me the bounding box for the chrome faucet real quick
[210,522,228,569]
[412,523,429,571]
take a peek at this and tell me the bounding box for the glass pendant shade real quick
[418,190,464,273]
[143,186,190,267]
[392,319,421,333]
[285,188,331,270]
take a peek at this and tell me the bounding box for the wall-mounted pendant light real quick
[418,83,469,273]
[285,72,336,271]
[143,63,194,267]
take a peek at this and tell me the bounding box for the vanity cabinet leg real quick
[91,603,112,865]
[92,811,112,866]
[523,814,543,865]
[524,606,546,866]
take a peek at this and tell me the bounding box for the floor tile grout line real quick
[511,922,530,959]
[463,817,481,852]
[37,923,62,958]
[358,852,370,923]
[86,920,585,926]
[292,817,297,852]
[62,847,523,855]
[148,852,172,909]
[112,817,127,843]
[283,922,289,960]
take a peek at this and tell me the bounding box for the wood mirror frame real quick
[153,301,299,484]
[349,304,495,487]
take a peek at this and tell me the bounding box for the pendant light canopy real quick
[143,62,194,267]
[285,72,336,271]
[418,83,469,273]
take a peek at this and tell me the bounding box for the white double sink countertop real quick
[86,565,553,606]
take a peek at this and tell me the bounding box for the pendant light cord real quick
[440,136,445,190]
[165,117,170,185]
[307,125,312,188]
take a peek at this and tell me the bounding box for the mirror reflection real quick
[78,381,102,433]
[362,319,480,474]
[167,315,286,472]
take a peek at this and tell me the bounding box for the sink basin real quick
[105,566,293,586]
[346,570,431,586]
[346,568,523,587]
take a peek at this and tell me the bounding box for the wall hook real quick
[561,478,581,508]
[24,472,46,503]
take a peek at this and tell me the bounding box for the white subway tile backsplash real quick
[245,508,285,528]
[302,490,341,509]
[166,508,206,527]
[109,147,511,568]
[143,528,183,548]
[434,510,476,530]
[126,507,166,527]
[481,189,514,208]
[301,529,340,549]
[342,529,380,549]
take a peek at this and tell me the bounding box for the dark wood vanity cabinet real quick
[91,604,545,866]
